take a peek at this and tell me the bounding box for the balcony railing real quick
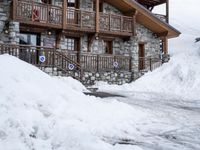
[60,50,132,72]
[15,0,63,27]
[13,0,133,35]
[99,13,133,34]
[66,8,95,30]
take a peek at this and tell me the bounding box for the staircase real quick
[0,43,82,80]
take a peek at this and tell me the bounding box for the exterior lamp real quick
[4,29,9,34]
[47,31,52,36]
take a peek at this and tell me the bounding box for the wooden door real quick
[138,43,145,70]
[105,40,113,54]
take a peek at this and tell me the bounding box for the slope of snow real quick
[0,54,150,150]
[98,44,200,100]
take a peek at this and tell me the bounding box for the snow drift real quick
[0,54,148,150]
[98,45,200,100]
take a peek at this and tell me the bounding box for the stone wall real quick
[103,3,122,15]
[80,0,93,11]
[0,1,20,44]
[82,71,132,85]
[42,66,133,86]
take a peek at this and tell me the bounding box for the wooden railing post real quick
[47,4,50,23]
[120,15,123,32]
[109,14,111,31]
[63,0,67,29]
[31,0,34,21]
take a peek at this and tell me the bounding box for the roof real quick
[104,0,181,39]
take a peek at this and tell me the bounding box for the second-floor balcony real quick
[12,0,133,36]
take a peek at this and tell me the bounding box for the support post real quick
[132,10,138,36]
[12,0,17,20]
[163,37,168,55]
[63,0,67,29]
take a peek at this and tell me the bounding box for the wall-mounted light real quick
[95,33,99,40]
[47,30,52,36]
[3,21,9,34]
[4,29,9,34]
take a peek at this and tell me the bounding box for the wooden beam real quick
[12,0,17,20]
[163,36,168,54]
[156,31,168,37]
[63,0,67,29]
[96,0,100,34]
[132,10,138,36]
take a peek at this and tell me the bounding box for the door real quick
[138,43,145,70]
[105,40,113,54]
[19,32,40,64]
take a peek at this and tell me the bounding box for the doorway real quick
[105,40,113,54]
[138,43,145,70]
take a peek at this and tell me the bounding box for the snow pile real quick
[98,45,200,100]
[0,54,149,150]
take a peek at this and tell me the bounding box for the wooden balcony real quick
[12,0,133,36]
[99,13,133,36]
[66,8,96,32]
[14,0,63,28]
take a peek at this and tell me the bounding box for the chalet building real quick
[0,0,180,85]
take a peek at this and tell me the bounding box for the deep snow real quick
[97,43,200,100]
[0,54,148,150]
[1,0,200,150]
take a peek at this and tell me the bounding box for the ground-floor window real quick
[65,37,79,51]
[19,32,40,46]
[138,43,145,70]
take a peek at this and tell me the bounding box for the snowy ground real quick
[1,1,200,150]
[96,45,200,150]
[1,50,200,150]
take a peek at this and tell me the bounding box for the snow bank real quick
[98,45,200,100]
[0,54,148,150]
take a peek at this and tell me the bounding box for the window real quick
[65,38,75,51]
[68,0,75,7]
[64,37,79,51]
